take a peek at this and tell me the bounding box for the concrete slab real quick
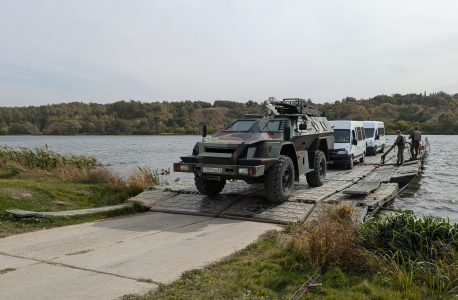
[0,254,37,270]
[0,212,212,261]
[0,212,280,299]
[54,217,279,283]
[0,261,156,300]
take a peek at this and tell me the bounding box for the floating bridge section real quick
[129,147,426,224]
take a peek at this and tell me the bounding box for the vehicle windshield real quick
[364,128,375,138]
[262,120,287,132]
[333,129,350,143]
[224,120,257,131]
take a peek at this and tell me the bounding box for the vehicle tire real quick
[373,146,377,156]
[359,152,365,163]
[380,144,385,153]
[306,150,326,187]
[346,155,354,169]
[264,155,295,203]
[194,176,226,196]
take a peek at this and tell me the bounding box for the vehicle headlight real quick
[367,140,372,144]
[178,164,189,171]
[239,168,249,175]
[337,150,348,155]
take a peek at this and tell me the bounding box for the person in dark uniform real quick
[408,126,422,159]
[394,129,406,166]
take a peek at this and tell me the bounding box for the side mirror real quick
[352,138,358,145]
[376,135,380,140]
[284,125,291,140]
[202,125,207,138]
[299,124,307,130]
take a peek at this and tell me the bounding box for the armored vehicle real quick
[174,98,334,202]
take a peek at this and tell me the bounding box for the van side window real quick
[361,128,365,140]
[357,127,363,141]
[379,128,385,136]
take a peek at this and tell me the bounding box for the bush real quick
[0,163,24,178]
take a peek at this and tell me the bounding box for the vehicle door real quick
[357,126,365,156]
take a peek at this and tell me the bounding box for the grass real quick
[130,206,458,300]
[0,146,158,237]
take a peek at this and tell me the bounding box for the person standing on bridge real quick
[395,129,406,166]
[408,126,422,159]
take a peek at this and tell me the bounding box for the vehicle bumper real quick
[327,154,351,165]
[173,162,266,177]
[366,146,375,153]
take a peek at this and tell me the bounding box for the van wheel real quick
[264,155,294,203]
[359,152,365,163]
[380,145,385,153]
[347,155,354,169]
[373,146,377,156]
[195,176,226,196]
[306,150,326,187]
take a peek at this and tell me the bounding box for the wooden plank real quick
[5,204,131,218]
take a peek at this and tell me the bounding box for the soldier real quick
[394,129,406,166]
[408,126,422,159]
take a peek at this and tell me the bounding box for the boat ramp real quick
[129,142,428,225]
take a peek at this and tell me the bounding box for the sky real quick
[0,0,457,107]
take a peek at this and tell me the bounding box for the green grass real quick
[0,177,145,237]
[134,209,458,300]
[139,235,429,300]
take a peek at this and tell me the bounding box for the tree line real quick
[1,92,457,135]
[0,99,267,135]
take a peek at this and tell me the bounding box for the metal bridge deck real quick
[129,146,425,224]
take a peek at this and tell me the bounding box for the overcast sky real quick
[0,0,457,107]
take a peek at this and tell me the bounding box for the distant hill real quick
[0,92,457,135]
[315,92,458,134]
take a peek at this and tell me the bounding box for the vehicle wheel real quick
[194,176,226,196]
[264,155,294,203]
[306,150,326,187]
[380,145,385,153]
[346,155,354,169]
[359,152,365,163]
[373,146,377,156]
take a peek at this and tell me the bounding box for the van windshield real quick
[333,129,350,143]
[364,128,375,138]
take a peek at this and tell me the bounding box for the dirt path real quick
[0,212,280,300]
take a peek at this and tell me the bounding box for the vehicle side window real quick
[379,127,385,136]
[361,127,365,140]
[356,127,363,141]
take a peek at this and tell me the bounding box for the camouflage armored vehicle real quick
[174,98,334,202]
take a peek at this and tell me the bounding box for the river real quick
[2,135,457,222]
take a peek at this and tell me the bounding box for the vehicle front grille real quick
[204,148,236,154]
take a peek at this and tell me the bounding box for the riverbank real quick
[138,206,458,300]
[0,146,154,237]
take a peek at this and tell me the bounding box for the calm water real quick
[2,135,458,222]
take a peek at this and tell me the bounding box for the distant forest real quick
[1,91,457,135]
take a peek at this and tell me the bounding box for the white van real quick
[328,120,366,169]
[362,121,386,155]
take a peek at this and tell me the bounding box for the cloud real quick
[1,0,457,106]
